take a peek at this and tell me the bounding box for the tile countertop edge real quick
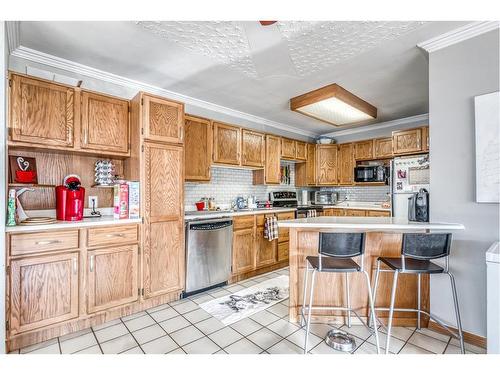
[277,217,465,231]
[5,217,142,233]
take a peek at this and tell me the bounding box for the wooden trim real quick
[427,321,487,349]
[290,83,377,123]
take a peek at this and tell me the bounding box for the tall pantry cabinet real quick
[126,92,185,301]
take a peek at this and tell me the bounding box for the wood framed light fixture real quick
[290,83,377,126]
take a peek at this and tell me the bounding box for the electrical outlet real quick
[88,196,98,209]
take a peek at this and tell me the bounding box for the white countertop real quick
[278,216,465,231]
[323,201,391,212]
[185,207,296,220]
[486,242,499,263]
[6,216,142,233]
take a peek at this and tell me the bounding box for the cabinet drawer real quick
[277,211,295,221]
[87,225,138,248]
[10,230,79,256]
[256,214,275,227]
[233,215,255,231]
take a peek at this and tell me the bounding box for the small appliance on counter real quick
[314,191,338,205]
[408,188,429,222]
[56,174,85,221]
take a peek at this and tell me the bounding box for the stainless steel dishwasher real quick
[184,217,233,296]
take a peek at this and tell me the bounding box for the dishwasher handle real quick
[189,220,233,231]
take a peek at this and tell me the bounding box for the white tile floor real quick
[10,267,486,355]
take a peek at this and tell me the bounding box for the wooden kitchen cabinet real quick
[256,217,277,268]
[354,139,374,160]
[9,73,76,149]
[241,129,265,167]
[232,228,256,275]
[254,134,281,184]
[337,143,354,185]
[295,141,307,161]
[9,252,79,335]
[87,245,139,313]
[374,137,393,159]
[143,142,184,298]
[213,122,241,165]
[366,210,391,217]
[422,126,429,152]
[184,115,212,181]
[277,242,289,262]
[295,143,317,187]
[281,138,296,160]
[142,93,184,144]
[80,91,129,155]
[316,145,338,185]
[345,209,366,217]
[392,128,423,155]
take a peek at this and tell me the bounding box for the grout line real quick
[90,327,104,354]
[57,337,62,354]
[120,317,145,354]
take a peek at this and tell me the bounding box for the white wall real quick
[1,21,8,354]
[429,29,500,337]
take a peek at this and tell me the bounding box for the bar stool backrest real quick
[319,233,365,258]
[402,233,452,260]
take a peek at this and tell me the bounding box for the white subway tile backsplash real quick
[320,186,390,202]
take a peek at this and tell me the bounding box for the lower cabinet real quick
[87,245,139,313]
[345,209,366,217]
[232,227,256,275]
[277,242,289,262]
[256,225,277,268]
[9,252,79,335]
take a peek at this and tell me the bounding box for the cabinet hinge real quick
[8,79,12,88]
[141,98,144,106]
[138,288,141,296]
[6,265,10,275]
[141,144,144,152]
[141,128,144,135]
[141,288,145,296]
[6,320,9,332]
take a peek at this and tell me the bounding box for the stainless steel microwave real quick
[354,165,389,183]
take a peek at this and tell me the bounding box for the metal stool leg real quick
[448,272,465,354]
[363,270,380,354]
[368,259,381,329]
[417,274,421,330]
[385,270,399,354]
[301,262,310,327]
[304,269,317,354]
[345,272,351,328]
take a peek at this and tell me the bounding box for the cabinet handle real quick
[89,255,95,272]
[36,240,61,245]
[105,233,125,238]
[73,258,78,274]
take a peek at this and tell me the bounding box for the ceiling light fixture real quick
[290,83,377,126]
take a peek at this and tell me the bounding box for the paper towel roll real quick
[301,190,309,205]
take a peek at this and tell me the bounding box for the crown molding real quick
[9,45,317,138]
[417,21,499,53]
[321,113,429,138]
[5,21,20,54]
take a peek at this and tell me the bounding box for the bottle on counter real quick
[6,189,16,226]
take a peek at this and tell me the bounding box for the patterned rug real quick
[200,275,289,325]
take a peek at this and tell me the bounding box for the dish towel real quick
[264,216,279,241]
[306,210,317,218]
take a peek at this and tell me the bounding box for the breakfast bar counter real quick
[278,217,464,326]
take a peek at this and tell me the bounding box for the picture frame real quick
[9,155,38,184]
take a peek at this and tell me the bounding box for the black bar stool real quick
[370,233,465,354]
[301,232,380,354]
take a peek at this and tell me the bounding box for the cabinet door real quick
[374,137,393,159]
[9,253,79,335]
[331,208,345,216]
[317,145,338,185]
[422,126,429,152]
[185,115,212,181]
[366,210,391,217]
[213,122,241,165]
[87,245,138,313]
[306,143,317,185]
[81,91,129,154]
[142,94,184,144]
[345,209,366,217]
[265,134,281,184]
[295,141,307,161]
[10,74,75,148]
[281,138,296,159]
[277,211,295,243]
[354,140,374,160]
[338,143,354,185]
[232,228,255,275]
[277,242,289,262]
[256,222,277,268]
[143,142,184,298]
[392,128,423,155]
[241,129,265,167]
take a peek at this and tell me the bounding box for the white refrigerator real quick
[391,155,430,219]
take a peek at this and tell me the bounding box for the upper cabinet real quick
[213,122,241,166]
[422,126,429,152]
[9,73,75,149]
[392,128,423,155]
[295,141,307,161]
[264,134,281,184]
[81,91,129,154]
[337,143,354,185]
[354,139,374,160]
[241,129,265,168]
[374,137,393,159]
[281,138,296,160]
[316,145,338,185]
[142,94,184,144]
[185,115,212,181]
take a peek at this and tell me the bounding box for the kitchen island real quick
[278,216,464,327]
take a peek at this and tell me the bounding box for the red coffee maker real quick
[56,175,85,221]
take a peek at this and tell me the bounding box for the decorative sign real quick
[474,92,500,203]
[9,156,38,184]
